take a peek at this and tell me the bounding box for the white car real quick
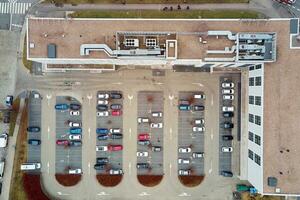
[223,95,234,100]
[222,106,234,112]
[97,100,109,105]
[222,89,234,94]
[192,152,204,158]
[109,169,123,175]
[222,82,235,88]
[222,147,233,152]
[178,169,191,176]
[137,117,149,123]
[178,147,191,153]
[136,151,149,157]
[110,128,121,134]
[0,133,8,148]
[98,93,109,99]
[194,119,204,125]
[178,158,190,164]
[194,94,205,99]
[96,145,108,151]
[192,126,205,132]
[69,134,81,140]
[97,111,109,117]
[150,123,163,128]
[69,168,82,174]
[69,122,81,127]
[151,112,163,118]
[70,110,80,116]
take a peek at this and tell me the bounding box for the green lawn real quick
[69,10,259,18]
[48,0,249,4]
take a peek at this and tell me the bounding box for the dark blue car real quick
[28,139,41,146]
[27,126,40,132]
[70,104,81,110]
[97,105,108,111]
[96,128,109,134]
[55,104,69,110]
[97,134,109,140]
[70,128,82,134]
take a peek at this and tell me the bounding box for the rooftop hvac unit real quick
[275,188,281,193]
[146,38,157,47]
[125,39,139,47]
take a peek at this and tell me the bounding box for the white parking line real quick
[129,128,132,139]
[47,162,49,174]
[169,163,172,176]
[88,162,91,175]
[88,128,91,139]
[97,192,110,196]
[139,192,150,196]
[178,192,191,197]
[129,162,131,175]
[209,160,213,174]
[57,192,70,196]
[211,94,214,106]
[169,128,172,140]
[47,126,50,140]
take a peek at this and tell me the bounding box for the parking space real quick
[219,76,241,176]
[177,92,205,176]
[27,91,42,164]
[137,91,164,175]
[55,96,82,174]
[95,91,123,175]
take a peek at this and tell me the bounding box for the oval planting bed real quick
[178,175,205,187]
[55,174,82,186]
[137,175,163,187]
[96,175,123,187]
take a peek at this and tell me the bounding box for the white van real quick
[0,162,5,178]
[0,134,8,148]
[20,163,41,171]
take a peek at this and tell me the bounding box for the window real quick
[255,64,262,70]
[249,66,255,71]
[255,96,261,106]
[249,96,254,105]
[249,77,255,86]
[255,135,261,146]
[248,149,254,160]
[248,131,254,141]
[249,114,254,123]
[255,115,261,126]
[255,77,262,86]
[255,154,261,166]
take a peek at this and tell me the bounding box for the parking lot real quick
[27,91,42,164]
[219,76,241,176]
[95,91,123,174]
[177,92,205,176]
[55,96,82,174]
[137,91,164,175]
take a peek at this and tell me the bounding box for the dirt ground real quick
[55,174,82,186]
[178,175,205,187]
[96,175,123,187]
[137,175,163,187]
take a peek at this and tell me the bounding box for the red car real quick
[108,144,123,151]
[56,140,69,145]
[111,110,122,116]
[279,0,296,4]
[138,133,150,140]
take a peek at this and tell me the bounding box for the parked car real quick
[178,147,191,153]
[194,94,205,99]
[222,89,234,94]
[192,126,205,132]
[109,128,121,134]
[69,121,81,127]
[70,128,82,134]
[179,99,190,105]
[108,145,123,151]
[178,158,190,164]
[70,110,80,116]
[136,163,150,169]
[222,106,234,112]
[5,95,13,107]
[97,111,109,117]
[221,170,233,177]
[96,145,108,151]
[27,126,40,132]
[69,134,81,140]
[138,133,150,140]
[69,168,82,174]
[222,135,233,141]
[97,93,109,99]
[96,157,109,164]
[178,169,191,176]
[94,164,106,170]
[223,112,234,118]
[110,93,122,99]
[223,95,234,100]
[110,133,123,139]
[97,134,109,140]
[150,123,163,128]
[178,104,191,111]
[152,146,162,152]
[136,151,149,157]
[193,105,205,111]
[137,140,150,146]
[97,105,108,111]
[97,100,108,105]
[56,140,69,145]
[70,104,81,110]
[194,119,204,125]
[111,110,122,116]
[28,139,41,146]
[151,112,163,117]
[0,133,8,148]
[109,169,123,175]
[3,112,10,124]
[223,122,234,129]
[222,147,233,152]
[192,152,204,158]
[55,104,69,110]
[110,104,122,110]
[69,140,82,146]
[222,82,235,88]
[137,117,149,123]
[96,128,109,134]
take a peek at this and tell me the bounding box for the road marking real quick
[128,94,133,105]
[88,162,91,175]
[46,94,51,106]
[57,192,70,196]
[209,160,213,174]
[47,126,50,140]
[192,82,204,87]
[139,192,150,196]
[129,162,131,175]
[211,94,214,106]
[47,162,49,174]
[169,128,172,140]
[179,192,191,197]
[211,133,213,140]
[87,94,92,105]
[97,192,110,196]
[154,82,163,85]
[112,82,122,85]
[88,128,91,139]
[129,128,132,139]
[169,163,172,176]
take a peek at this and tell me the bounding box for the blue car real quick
[55,104,69,110]
[96,128,109,134]
[70,128,82,134]
[178,104,191,111]
[28,139,41,146]
[97,134,109,140]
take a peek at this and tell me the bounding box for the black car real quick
[193,105,205,111]
[222,135,233,141]
[223,122,234,129]
[96,157,109,164]
[97,105,108,111]
[137,140,150,145]
[110,133,123,139]
[70,104,81,110]
[221,171,233,177]
[223,112,234,118]
[69,140,82,146]
[97,134,109,140]
[110,104,122,110]
[110,93,122,99]
[3,112,10,124]
[136,163,150,169]
[152,146,162,152]
[94,164,106,170]
[27,126,40,132]
[28,139,41,146]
